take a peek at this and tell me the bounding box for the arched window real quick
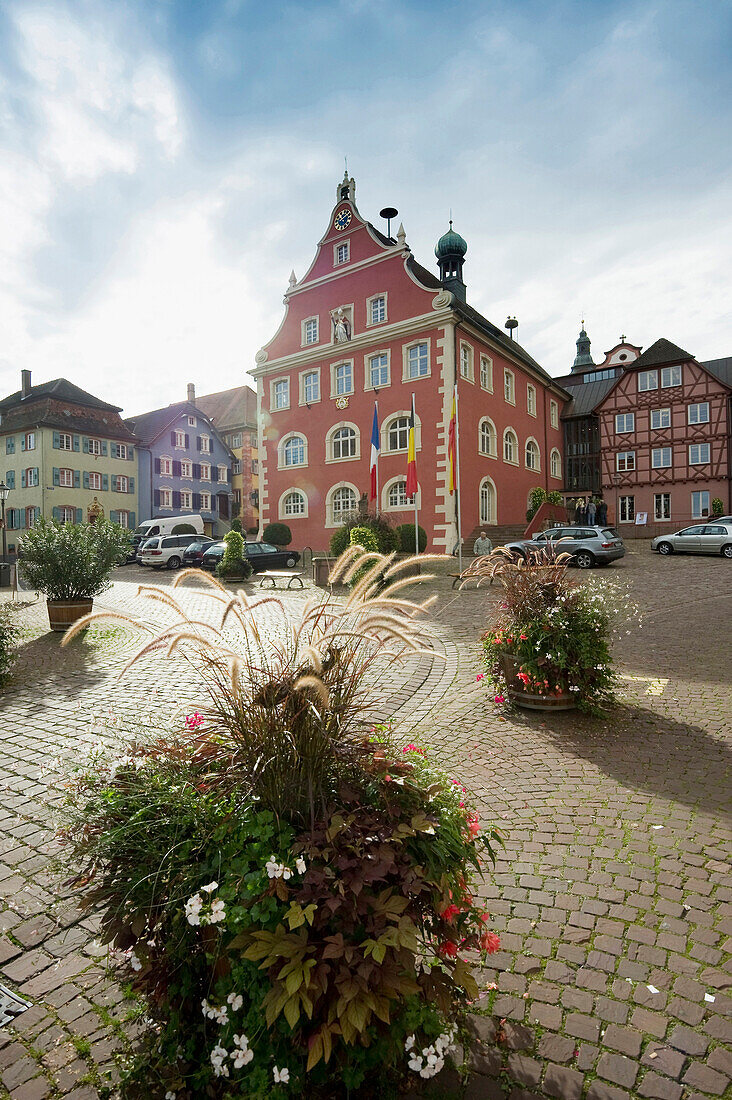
[388,480,408,508]
[479,478,496,525]
[329,485,358,525]
[479,418,497,457]
[525,438,540,471]
[332,426,357,460]
[387,416,410,452]
[282,490,306,517]
[550,448,562,479]
[282,434,306,467]
[503,429,518,464]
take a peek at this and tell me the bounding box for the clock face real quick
[334,207,352,232]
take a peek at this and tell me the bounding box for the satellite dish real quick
[379,207,399,238]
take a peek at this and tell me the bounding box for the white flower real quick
[129,951,142,971]
[295,857,307,875]
[185,893,203,926]
[404,1035,415,1051]
[201,881,218,893]
[227,992,244,1011]
[210,1044,229,1077]
[273,1066,290,1084]
[265,857,281,879]
[165,1092,176,1099]
[232,1046,253,1068]
[282,868,292,881]
[209,899,226,924]
[214,1005,228,1025]
[232,1033,250,1049]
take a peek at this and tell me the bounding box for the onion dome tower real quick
[572,322,595,372]
[435,219,468,302]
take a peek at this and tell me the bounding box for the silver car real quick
[504,526,626,569]
[651,522,732,558]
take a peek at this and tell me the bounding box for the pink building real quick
[252,175,568,552]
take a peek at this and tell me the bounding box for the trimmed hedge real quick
[262,523,292,547]
[395,523,427,553]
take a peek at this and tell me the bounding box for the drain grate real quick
[0,983,32,1027]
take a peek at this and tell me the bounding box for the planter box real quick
[501,655,576,712]
[47,598,94,633]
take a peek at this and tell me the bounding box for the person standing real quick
[473,530,493,556]
[575,497,586,524]
[586,498,596,525]
[597,498,608,525]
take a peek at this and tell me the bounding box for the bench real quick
[257,571,305,590]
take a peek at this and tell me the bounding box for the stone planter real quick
[47,598,94,633]
[501,655,576,711]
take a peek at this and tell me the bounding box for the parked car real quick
[181,537,216,567]
[651,523,732,558]
[504,526,625,569]
[201,541,301,573]
[135,536,157,564]
[713,515,732,524]
[139,534,204,570]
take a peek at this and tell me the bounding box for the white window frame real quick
[89,471,102,491]
[231,433,242,448]
[331,360,354,397]
[382,476,419,512]
[113,442,128,460]
[199,461,211,480]
[59,468,74,488]
[652,447,672,469]
[616,451,636,472]
[619,495,635,523]
[326,482,359,528]
[479,477,496,525]
[217,464,228,483]
[116,474,129,493]
[174,431,186,449]
[333,239,350,266]
[615,413,635,434]
[301,316,319,346]
[503,369,515,405]
[200,434,211,453]
[88,437,102,456]
[654,493,671,521]
[366,293,387,326]
[366,350,390,391]
[300,368,321,406]
[271,377,290,411]
[403,340,430,381]
[160,456,173,477]
[691,490,710,519]
[527,384,537,417]
[159,487,172,509]
[327,422,360,463]
[688,443,710,466]
[480,355,493,392]
[550,448,562,480]
[180,489,192,510]
[382,412,421,455]
[232,460,241,475]
[651,408,671,430]
[550,399,559,430]
[459,342,474,382]
[638,370,658,392]
[200,491,211,512]
[25,432,36,451]
[187,416,196,427]
[180,460,192,479]
[279,433,308,470]
[688,402,709,425]
[661,365,682,388]
[279,489,308,519]
[59,433,73,451]
[59,505,76,523]
[525,437,541,471]
[503,428,518,465]
[478,417,497,458]
[116,511,130,529]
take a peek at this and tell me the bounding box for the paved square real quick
[0,543,730,1098]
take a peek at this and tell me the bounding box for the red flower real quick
[480,932,501,954]
[442,904,460,922]
[479,911,490,923]
[438,940,458,958]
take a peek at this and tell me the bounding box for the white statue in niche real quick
[333,308,351,343]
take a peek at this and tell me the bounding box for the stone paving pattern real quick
[0,543,730,1099]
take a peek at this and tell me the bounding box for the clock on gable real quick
[334,207,352,232]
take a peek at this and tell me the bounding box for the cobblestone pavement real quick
[0,543,730,1100]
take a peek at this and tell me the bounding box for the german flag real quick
[405,394,418,500]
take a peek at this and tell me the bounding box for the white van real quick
[130,515,204,562]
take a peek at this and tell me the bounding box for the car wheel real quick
[167,556,181,570]
[721,544,732,559]
[285,555,297,568]
[657,542,673,556]
[575,550,595,569]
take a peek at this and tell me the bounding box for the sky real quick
[1,0,731,415]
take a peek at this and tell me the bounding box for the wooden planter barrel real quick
[501,655,576,712]
[47,599,94,633]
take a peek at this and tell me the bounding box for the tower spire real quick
[572,321,595,372]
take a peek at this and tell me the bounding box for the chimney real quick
[187,383,195,404]
[21,370,31,399]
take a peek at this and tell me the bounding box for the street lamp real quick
[611,473,621,527]
[0,480,9,565]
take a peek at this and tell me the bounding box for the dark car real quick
[181,537,215,567]
[504,526,625,569]
[201,541,301,573]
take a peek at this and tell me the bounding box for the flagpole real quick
[412,392,419,558]
[455,383,463,576]
[375,400,379,517]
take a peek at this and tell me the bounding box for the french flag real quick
[369,402,379,500]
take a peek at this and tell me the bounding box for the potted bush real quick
[216,529,253,582]
[262,522,292,547]
[59,548,501,1098]
[478,546,626,713]
[18,517,130,632]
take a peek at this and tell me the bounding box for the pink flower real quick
[437,940,458,958]
[442,904,460,922]
[185,712,203,730]
[475,673,485,681]
[494,694,506,704]
[480,932,501,954]
[519,633,528,640]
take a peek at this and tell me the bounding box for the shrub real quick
[216,529,252,581]
[59,550,498,1098]
[330,515,398,557]
[0,604,20,690]
[18,518,130,600]
[231,518,243,533]
[526,487,547,522]
[263,523,292,547]
[712,498,724,517]
[546,491,563,506]
[172,523,197,534]
[395,523,427,553]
